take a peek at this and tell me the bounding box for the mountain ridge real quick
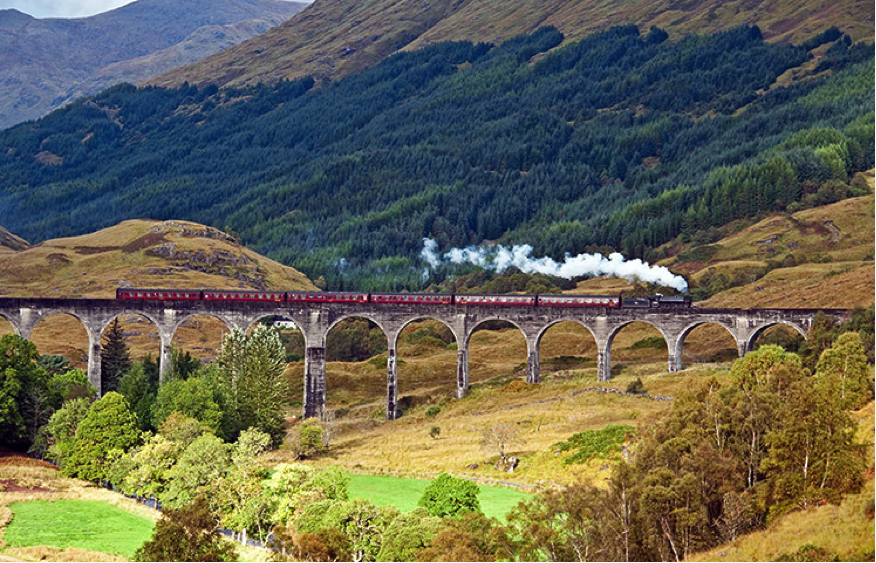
[0,0,305,129]
[147,0,874,90]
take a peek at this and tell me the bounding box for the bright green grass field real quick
[4,500,155,557]
[346,473,529,520]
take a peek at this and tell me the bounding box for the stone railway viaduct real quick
[0,298,846,420]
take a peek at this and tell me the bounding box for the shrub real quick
[629,336,666,350]
[425,405,441,418]
[553,424,634,466]
[418,473,481,518]
[626,377,647,395]
[134,495,237,562]
[429,426,441,439]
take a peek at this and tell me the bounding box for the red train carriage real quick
[202,290,285,302]
[454,294,536,306]
[537,294,621,307]
[287,292,369,304]
[371,293,453,305]
[116,288,202,300]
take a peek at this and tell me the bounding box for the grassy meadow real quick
[346,473,530,520]
[4,500,153,558]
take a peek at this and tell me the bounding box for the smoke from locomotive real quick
[420,238,688,292]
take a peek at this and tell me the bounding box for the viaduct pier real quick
[0,298,846,420]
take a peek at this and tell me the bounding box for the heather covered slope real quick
[1,26,872,291]
[0,219,316,298]
[0,0,304,129]
[148,0,873,90]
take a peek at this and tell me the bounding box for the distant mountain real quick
[147,0,873,89]
[0,0,305,129]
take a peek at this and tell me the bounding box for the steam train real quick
[116,288,691,308]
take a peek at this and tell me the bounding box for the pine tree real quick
[101,318,131,394]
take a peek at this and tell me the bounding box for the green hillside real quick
[0,25,872,290]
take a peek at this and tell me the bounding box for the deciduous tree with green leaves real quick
[61,391,141,482]
[418,472,481,518]
[135,495,237,562]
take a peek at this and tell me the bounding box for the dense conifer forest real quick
[0,25,872,290]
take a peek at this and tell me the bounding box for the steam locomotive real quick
[116,288,691,308]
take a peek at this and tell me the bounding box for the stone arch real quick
[25,309,93,340]
[27,310,97,392]
[535,318,598,349]
[243,313,310,348]
[171,312,236,340]
[393,316,461,349]
[389,316,461,419]
[675,320,739,371]
[465,317,531,385]
[606,319,671,351]
[100,310,162,338]
[465,317,530,348]
[326,314,390,342]
[747,321,808,352]
[534,319,599,380]
[97,311,163,392]
[602,320,672,380]
[323,314,391,417]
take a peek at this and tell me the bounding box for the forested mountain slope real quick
[147,0,873,90]
[0,26,872,290]
[0,0,304,129]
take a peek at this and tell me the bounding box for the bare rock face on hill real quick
[0,225,30,251]
[0,0,305,129]
[0,218,316,298]
[148,0,873,90]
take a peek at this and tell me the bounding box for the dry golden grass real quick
[303,363,730,487]
[0,218,314,299]
[3,546,125,562]
[147,0,872,94]
[699,262,874,309]
[292,320,738,487]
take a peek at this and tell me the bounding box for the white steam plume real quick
[421,238,688,292]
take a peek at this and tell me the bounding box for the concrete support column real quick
[526,339,539,384]
[159,331,173,384]
[19,308,36,341]
[386,346,398,421]
[737,340,749,358]
[87,332,102,396]
[597,343,611,382]
[667,338,682,373]
[304,346,327,420]
[456,347,469,398]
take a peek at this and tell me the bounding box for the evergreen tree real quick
[101,318,131,394]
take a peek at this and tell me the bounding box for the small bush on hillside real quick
[426,405,441,418]
[629,336,666,350]
[775,544,840,562]
[429,426,441,440]
[626,377,647,395]
[554,425,634,466]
